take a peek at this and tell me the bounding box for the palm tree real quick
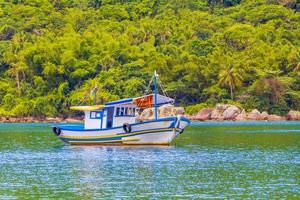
[3,32,28,93]
[6,61,28,91]
[219,65,245,100]
[288,48,300,72]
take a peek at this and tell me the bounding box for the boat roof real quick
[105,98,133,106]
[70,105,104,111]
[70,94,174,111]
[104,94,174,107]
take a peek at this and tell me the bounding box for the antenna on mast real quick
[91,86,98,105]
[154,70,158,120]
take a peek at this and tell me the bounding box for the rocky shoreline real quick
[139,104,300,122]
[187,104,300,121]
[0,117,83,123]
[1,103,300,123]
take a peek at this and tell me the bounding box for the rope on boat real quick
[143,72,174,105]
[78,86,98,106]
[144,75,154,95]
[158,79,172,103]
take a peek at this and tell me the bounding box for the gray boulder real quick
[159,104,185,117]
[287,110,300,120]
[194,108,213,121]
[223,106,241,120]
[140,107,155,120]
[235,109,247,121]
[171,107,185,116]
[158,104,174,117]
[216,103,230,111]
[139,104,185,121]
[247,109,264,120]
[211,109,224,120]
[261,111,269,120]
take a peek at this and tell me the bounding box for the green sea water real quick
[0,122,299,199]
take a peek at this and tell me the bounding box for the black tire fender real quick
[123,123,132,133]
[53,127,61,136]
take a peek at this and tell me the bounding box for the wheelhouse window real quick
[128,107,132,115]
[90,111,102,119]
[103,109,107,117]
[115,106,136,117]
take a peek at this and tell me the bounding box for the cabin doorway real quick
[106,107,114,128]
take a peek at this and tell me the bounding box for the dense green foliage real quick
[0,0,300,117]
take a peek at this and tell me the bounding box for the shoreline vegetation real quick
[1,103,300,123]
[0,1,300,119]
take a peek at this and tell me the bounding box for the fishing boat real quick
[52,71,190,145]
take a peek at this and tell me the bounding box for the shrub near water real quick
[186,103,210,115]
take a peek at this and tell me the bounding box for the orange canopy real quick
[133,95,153,109]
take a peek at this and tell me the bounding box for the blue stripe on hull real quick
[60,136,123,142]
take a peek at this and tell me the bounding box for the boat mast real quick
[92,86,97,105]
[154,70,158,120]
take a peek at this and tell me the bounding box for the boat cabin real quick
[71,94,174,130]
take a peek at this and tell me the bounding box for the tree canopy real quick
[0,0,300,117]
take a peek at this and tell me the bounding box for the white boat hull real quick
[54,116,190,145]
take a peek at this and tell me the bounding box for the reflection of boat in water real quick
[52,71,190,145]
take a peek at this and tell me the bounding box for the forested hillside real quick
[0,0,300,117]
